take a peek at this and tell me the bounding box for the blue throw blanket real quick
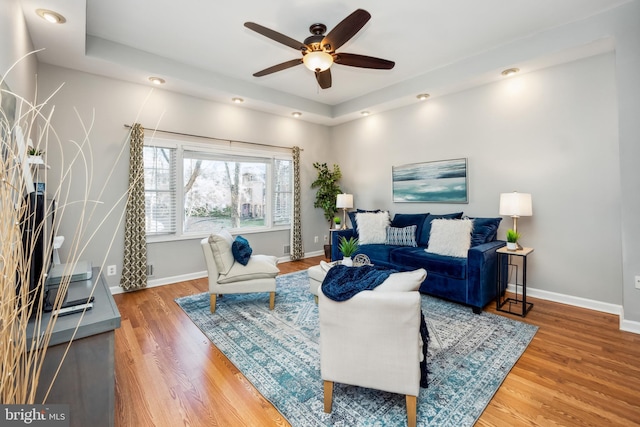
[321,265,396,301]
[320,264,429,388]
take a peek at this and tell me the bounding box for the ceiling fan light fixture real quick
[36,9,66,24]
[303,51,333,72]
[416,93,430,101]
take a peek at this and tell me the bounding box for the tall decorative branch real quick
[1,58,138,404]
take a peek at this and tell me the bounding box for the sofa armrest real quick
[330,229,357,261]
[466,240,507,310]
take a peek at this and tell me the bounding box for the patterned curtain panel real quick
[290,146,303,260]
[120,123,148,290]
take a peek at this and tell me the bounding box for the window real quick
[143,138,292,239]
[144,145,176,235]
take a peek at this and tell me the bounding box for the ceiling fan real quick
[244,9,395,89]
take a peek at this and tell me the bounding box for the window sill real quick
[146,225,291,244]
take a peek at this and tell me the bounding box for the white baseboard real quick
[507,284,623,315]
[506,283,640,335]
[110,250,326,295]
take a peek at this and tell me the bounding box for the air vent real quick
[147,264,154,276]
[283,245,291,255]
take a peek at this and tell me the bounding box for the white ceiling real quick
[19,0,629,125]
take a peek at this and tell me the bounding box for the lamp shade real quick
[303,51,333,72]
[336,193,353,209]
[499,192,532,217]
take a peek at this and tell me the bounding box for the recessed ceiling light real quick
[36,9,66,24]
[291,112,302,118]
[148,77,165,85]
[416,94,430,101]
[232,97,244,104]
[361,111,370,116]
[501,68,520,77]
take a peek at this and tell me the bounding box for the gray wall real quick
[0,0,37,105]
[35,64,332,288]
[332,52,621,305]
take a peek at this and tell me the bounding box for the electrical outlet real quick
[324,235,328,242]
[107,265,116,276]
[635,276,640,290]
[314,236,319,243]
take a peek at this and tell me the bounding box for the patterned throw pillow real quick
[385,225,418,247]
[231,235,253,266]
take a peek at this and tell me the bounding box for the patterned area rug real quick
[175,271,537,426]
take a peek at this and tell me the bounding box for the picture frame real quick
[392,158,468,203]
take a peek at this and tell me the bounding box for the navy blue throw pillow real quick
[232,236,252,266]
[391,213,429,242]
[469,217,502,247]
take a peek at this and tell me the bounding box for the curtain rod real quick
[123,124,302,151]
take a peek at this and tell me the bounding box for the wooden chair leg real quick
[210,294,217,313]
[269,292,275,310]
[406,395,417,427]
[323,381,334,413]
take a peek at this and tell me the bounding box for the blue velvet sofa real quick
[331,211,507,314]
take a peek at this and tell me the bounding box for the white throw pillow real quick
[426,219,473,258]
[356,211,390,244]
[208,230,235,274]
[374,268,427,292]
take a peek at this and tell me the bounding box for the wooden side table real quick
[496,246,534,317]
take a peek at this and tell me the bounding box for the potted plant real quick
[27,146,45,164]
[338,236,359,266]
[311,162,342,257]
[333,216,341,229]
[506,229,520,250]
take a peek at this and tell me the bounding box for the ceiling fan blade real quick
[334,53,395,69]
[253,59,303,77]
[321,9,371,52]
[244,22,307,51]
[315,69,332,89]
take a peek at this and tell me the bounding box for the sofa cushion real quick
[469,217,502,247]
[385,225,418,247]
[348,209,382,233]
[391,247,467,280]
[231,235,253,266]
[418,212,463,246]
[217,254,279,284]
[357,244,398,264]
[208,230,235,275]
[374,268,427,292]
[356,211,390,244]
[426,219,473,258]
[390,213,429,241]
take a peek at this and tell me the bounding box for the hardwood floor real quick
[113,256,640,426]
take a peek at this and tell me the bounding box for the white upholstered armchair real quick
[200,231,279,313]
[318,268,427,427]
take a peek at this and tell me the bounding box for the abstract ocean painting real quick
[393,158,468,203]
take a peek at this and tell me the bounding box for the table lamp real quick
[499,191,532,234]
[336,193,353,230]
